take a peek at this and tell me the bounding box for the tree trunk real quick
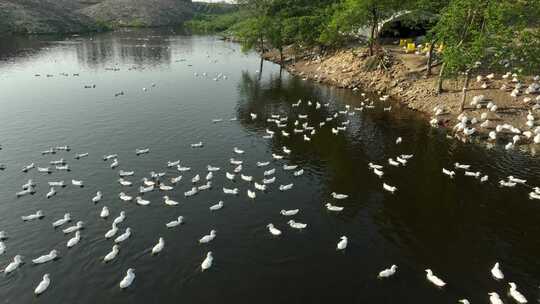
[426,40,436,77]
[279,47,284,66]
[259,35,264,55]
[437,62,446,94]
[258,57,264,80]
[460,70,470,112]
[369,21,376,56]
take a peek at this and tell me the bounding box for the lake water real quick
[1,28,540,304]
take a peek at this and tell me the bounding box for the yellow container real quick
[399,38,413,47]
[406,43,416,53]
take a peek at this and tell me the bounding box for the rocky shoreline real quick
[263,46,540,153]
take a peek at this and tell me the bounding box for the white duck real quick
[135,196,150,206]
[118,178,132,186]
[163,196,179,206]
[491,262,504,280]
[201,252,213,271]
[254,182,266,191]
[92,191,103,203]
[4,255,23,273]
[369,163,383,170]
[52,213,71,227]
[488,292,503,304]
[241,174,253,182]
[209,201,224,211]
[34,274,51,295]
[287,220,307,229]
[104,245,119,262]
[442,168,455,177]
[280,209,299,216]
[46,187,56,199]
[331,192,348,199]
[283,164,298,170]
[508,282,528,304]
[119,192,133,201]
[184,187,198,197]
[113,211,126,225]
[373,168,384,177]
[263,177,276,184]
[166,216,184,228]
[388,158,400,167]
[22,210,44,221]
[32,250,58,264]
[151,237,164,255]
[119,268,135,289]
[378,265,397,278]
[336,236,348,250]
[257,161,270,167]
[325,203,344,212]
[425,269,446,287]
[105,223,119,239]
[71,180,84,187]
[62,221,83,234]
[279,183,294,191]
[171,175,182,184]
[383,183,397,193]
[267,224,282,236]
[100,207,110,218]
[67,231,81,248]
[114,228,131,243]
[223,187,239,195]
[199,230,217,243]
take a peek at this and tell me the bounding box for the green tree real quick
[431,0,530,110]
[328,0,408,56]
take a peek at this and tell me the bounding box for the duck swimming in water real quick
[166,216,184,228]
[104,245,119,262]
[22,210,44,221]
[4,255,23,273]
[201,252,213,271]
[34,274,51,295]
[336,236,348,250]
[267,223,282,236]
[32,250,58,264]
[52,213,71,228]
[119,268,135,289]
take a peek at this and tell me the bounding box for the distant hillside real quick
[0,0,101,34]
[80,0,193,27]
[192,2,237,15]
[0,0,195,35]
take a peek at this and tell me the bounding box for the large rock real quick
[80,0,193,27]
[0,0,100,34]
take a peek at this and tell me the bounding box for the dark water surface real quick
[1,29,540,304]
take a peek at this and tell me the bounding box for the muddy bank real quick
[263,46,540,152]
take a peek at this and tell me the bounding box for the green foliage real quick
[431,0,531,76]
[230,17,269,52]
[232,0,338,53]
[93,19,114,31]
[220,0,538,76]
[186,11,243,33]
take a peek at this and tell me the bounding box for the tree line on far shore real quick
[189,0,540,93]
